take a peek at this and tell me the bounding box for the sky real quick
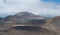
[42,0,60,3]
[0,0,60,17]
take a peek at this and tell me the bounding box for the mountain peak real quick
[14,12,41,18]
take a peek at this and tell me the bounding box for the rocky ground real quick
[0,12,60,35]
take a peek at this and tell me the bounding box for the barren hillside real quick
[0,12,60,35]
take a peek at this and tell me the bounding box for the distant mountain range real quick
[0,12,60,27]
[0,12,60,35]
[0,12,45,24]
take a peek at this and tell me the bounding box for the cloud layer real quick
[0,0,60,17]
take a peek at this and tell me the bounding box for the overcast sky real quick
[0,0,60,17]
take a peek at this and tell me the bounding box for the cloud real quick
[0,0,60,17]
